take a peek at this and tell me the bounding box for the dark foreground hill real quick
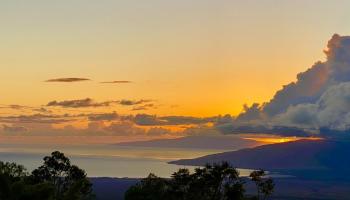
[170,139,350,180]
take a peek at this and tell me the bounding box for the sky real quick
[1,0,350,142]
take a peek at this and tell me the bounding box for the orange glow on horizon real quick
[243,136,323,144]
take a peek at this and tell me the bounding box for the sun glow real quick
[243,136,323,144]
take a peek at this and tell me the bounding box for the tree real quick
[125,162,253,200]
[0,161,54,200]
[249,169,275,200]
[125,173,168,200]
[0,161,27,199]
[168,168,192,200]
[187,162,245,200]
[31,151,94,200]
[0,151,93,200]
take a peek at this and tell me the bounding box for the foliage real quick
[0,161,54,200]
[31,151,93,200]
[0,151,94,200]
[125,162,274,200]
[249,169,275,200]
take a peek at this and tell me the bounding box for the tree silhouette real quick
[0,161,54,200]
[0,151,94,200]
[125,173,168,200]
[249,169,275,200]
[32,151,93,200]
[125,162,273,200]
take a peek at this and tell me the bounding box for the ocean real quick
[0,143,253,178]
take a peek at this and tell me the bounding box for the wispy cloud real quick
[100,81,132,84]
[118,99,152,106]
[45,78,91,82]
[46,98,154,108]
[0,114,73,124]
[47,98,112,108]
[132,104,155,111]
[0,105,29,110]
[132,114,218,126]
[3,125,28,132]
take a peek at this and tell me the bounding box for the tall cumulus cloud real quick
[223,34,350,136]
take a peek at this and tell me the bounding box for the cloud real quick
[132,104,155,111]
[88,112,119,121]
[146,127,171,136]
[2,125,28,132]
[118,99,152,106]
[216,123,310,137]
[0,110,229,137]
[47,98,112,108]
[0,104,32,110]
[103,122,146,136]
[0,114,73,124]
[236,103,264,122]
[218,34,350,136]
[45,78,91,82]
[133,114,216,126]
[46,98,154,108]
[275,82,350,131]
[32,107,52,114]
[100,81,132,84]
[262,34,350,117]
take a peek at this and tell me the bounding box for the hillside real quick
[170,139,350,172]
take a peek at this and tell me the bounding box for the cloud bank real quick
[0,111,222,137]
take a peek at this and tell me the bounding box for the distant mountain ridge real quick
[169,139,350,171]
[115,135,259,150]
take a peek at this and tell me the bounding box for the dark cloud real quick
[118,99,152,106]
[216,123,310,137]
[236,103,264,122]
[133,114,216,126]
[160,116,214,125]
[132,114,160,126]
[100,81,132,84]
[47,98,112,108]
[45,78,91,82]
[88,112,119,121]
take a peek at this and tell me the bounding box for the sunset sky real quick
[1,1,350,141]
